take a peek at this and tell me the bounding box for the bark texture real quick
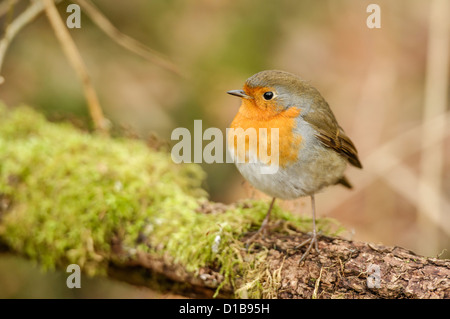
[1,105,449,299]
[104,228,449,298]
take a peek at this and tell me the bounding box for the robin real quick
[227,70,362,263]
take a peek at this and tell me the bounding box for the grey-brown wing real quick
[302,104,362,169]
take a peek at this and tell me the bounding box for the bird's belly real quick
[235,161,308,199]
[234,145,348,200]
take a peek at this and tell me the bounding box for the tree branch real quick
[0,0,62,84]
[42,0,109,134]
[1,215,449,299]
[0,105,448,299]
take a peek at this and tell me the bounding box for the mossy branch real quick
[0,105,449,299]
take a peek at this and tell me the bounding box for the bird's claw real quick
[296,232,320,264]
[244,226,268,248]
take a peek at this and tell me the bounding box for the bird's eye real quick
[263,91,274,100]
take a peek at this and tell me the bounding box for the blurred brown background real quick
[0,0,448,298]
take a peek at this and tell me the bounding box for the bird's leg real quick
[245,197,276,244]
[296,194,320,263]
[258,197,275,233]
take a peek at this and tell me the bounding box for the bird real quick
[227,70,362,263]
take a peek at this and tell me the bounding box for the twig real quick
[417,0,449,253]
[0,0,19,18]
[321,112,450,235]
[42,0,109,134]
[351,58,396,155]
[380,153,450,237]
[312,266,324,299]
[74,0,183,77]
[0,0,59,84]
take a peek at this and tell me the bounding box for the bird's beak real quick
[227,89,251,99]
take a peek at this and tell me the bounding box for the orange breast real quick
[229,100,302,167]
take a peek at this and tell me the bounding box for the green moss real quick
[0,104,343,297]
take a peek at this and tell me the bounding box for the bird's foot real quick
[244,223,269,248]
[295,231,320,264]
[244,197,276,248]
